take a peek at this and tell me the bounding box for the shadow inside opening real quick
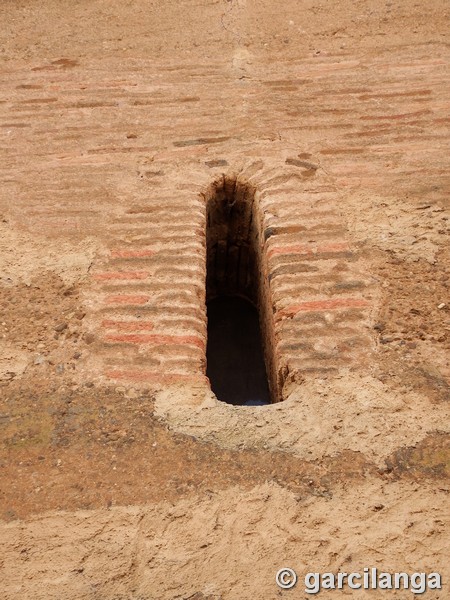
[206,296,271,406]
[205,177,273,406]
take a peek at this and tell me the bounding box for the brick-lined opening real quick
[205,176,280,405]
[94,159,371,392]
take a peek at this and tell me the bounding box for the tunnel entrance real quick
[205,177,274,406]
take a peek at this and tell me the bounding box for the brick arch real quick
[89,155,374,395]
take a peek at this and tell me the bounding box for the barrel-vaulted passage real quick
[204,176,281,405]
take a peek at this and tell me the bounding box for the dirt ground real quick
[0,1,449,599]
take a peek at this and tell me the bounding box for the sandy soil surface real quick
[2,480,449,600]
[0,1,449,599]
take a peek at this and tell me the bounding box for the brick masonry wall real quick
[0,45,448,398]
[86,156,375,398]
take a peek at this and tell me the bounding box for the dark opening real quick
[205,177,272,406]
[207,296,271,405]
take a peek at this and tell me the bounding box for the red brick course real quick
[278,298,370,318]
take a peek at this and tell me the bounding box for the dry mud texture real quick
[0,1,449,599]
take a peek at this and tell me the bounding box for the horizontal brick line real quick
[59,102,118,109]
[103,333,205,350]
[101,302,202,315]
[87,146,155,155]
[105,295,150,305]
[26,208,99,216]
[279,328,361,340]
[267,247,353,263]
[270,274,367,290]
[343,125,426,138]
[100,344,203,358]
[267,243,357,258]
[278,298,370,317]
[144,331,205,341]
[1,122,32,128]
[319,147,366,155]
[99,346,202,362]
[264,218,342,231]
[278,333,371,350]
[278,312,366,327]
[98,305,205,319]
[260,193,337,204]
[123,208,204,218]
[110,249,156,258]
[289,366,339,375]
[273,288,369,307]
[359,109,431,121]
[107,233,204,244]
[108,219,202,229]
[18,97,58,104]
[93,271,149,281]
[288,349,371,365]
[101,319,154,331]
[99,308,205,325]
[124,257,204,269]
[259,186,336,199]
[358,89,432,100]
[268,256,356,279]
[109,246,202,258]
[160,355,204,365]
[272,287,323,301]
[371,58,445,67]
[264,226,347,241]
[105,361,203,373]
[263,211,341,222]
[284,353,353,364]
[99,283,202,295]
[106,228,205,239]
[126,204,203,215]
[104,358,160,367]
[99,272,203,285]
[109,218,203,228]
[105,370,208,385]
[281,349,348,361]
[267,241,350,259]
[131,97,200,107]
